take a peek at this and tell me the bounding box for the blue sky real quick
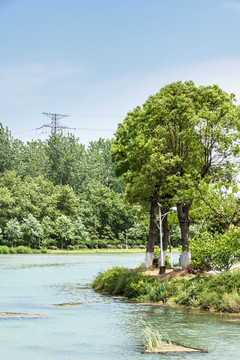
[1,0,240,144]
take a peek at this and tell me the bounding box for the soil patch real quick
[142,341,208,354]
[140,267,196,281]
[50,303,83,308]
[0,312,46,318]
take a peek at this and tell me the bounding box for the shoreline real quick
[92,266,240,316]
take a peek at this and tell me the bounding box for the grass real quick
[47,248,146,254]
[142,324,168,350]
[93,267,168,302]
[92,267,240,313]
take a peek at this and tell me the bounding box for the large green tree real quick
[112,81,240,268]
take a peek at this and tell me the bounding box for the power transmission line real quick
[36,113,76,134]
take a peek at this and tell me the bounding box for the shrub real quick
[219,292,240,313]
[9,247,17,254]
[139,245,146,249]
[0,246,10,254]
[67,245,75,250]
[92,267,168,302]
[16,246,32,254]
[197,290,221,310]
[167,272,240,312]
[48,246,58,250]
[190,229,240,272]
[40,248,48,253]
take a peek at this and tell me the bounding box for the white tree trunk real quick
[158,250,167,266]
[143,251,154,268]
[182,250,191,269]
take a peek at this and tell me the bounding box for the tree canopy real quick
[111,81,240,268]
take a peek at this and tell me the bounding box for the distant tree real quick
[55,215,73,249]
[14,140,50,178]
[41,216,54,247]
[21,214,43,248]
[86,138,125,193]
[45,133,86,192]
[4,218,22,247]
[0,123,21,174]
[73,217,89,249]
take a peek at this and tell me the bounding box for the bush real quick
[48,246,58,250]
[167,272,240,312]
[92,267,168,302]
[219,292,240,313]
[190,229,240,272]
[9,247,17,254]
[139,245,146,249]
[67,245,75,250]
[0,246,10,254]
[16,246,32,254]
[93,267,240,313]
[40,248,48,253]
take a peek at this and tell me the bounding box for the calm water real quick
[0,253,239,360]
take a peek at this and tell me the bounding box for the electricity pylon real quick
[36,113,75,134]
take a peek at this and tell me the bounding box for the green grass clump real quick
[219,292,240,313]
[142,325,167,350]
[92,267,168,302]
[167,271,240,312]
[16,246,32,254]
[93,267,240,313]
[0,246,10,254]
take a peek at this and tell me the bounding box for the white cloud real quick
[92,58,240,116]
[222,2,240,10]
[2,57,240,145]
[0,62,84,106]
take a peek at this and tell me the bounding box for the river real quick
[0,253,239,360]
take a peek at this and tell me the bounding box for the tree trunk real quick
[177,200,192,269]
[143,191,158,268]
[158,214,170,266]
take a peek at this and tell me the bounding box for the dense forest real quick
[1,83,240,259]
[0,120,237,252]
[0,123,151,250]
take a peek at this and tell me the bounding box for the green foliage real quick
[45,133,86,191]
[219,292,240,313]
[4,218,22,247]
[167,271,240,312]
[21,214,43,248]
[92,267,168,302]
[16,246,32,254]
[198,181,240,232]
[54,215,73,249]
[93,267,240,313]
[190,228,240,271]
[0,245,10,254]
[48,246,58,250]
[111,81,240,265]
[141,323,168,351]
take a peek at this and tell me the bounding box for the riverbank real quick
[0,245,146,254]
[0,245,179,255]
[92,266,240,314]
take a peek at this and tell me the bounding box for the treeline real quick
[0,124,148,249]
